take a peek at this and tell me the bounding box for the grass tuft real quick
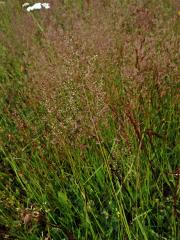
[0,0,179,239]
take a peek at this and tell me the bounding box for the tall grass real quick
[0,0,179,239]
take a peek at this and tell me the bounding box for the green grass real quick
[0,0,180,239]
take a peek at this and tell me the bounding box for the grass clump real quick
[0,0,180,239]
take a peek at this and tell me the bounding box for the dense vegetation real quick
[0,1,179,239]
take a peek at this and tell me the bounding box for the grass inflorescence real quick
[0,0,179,239]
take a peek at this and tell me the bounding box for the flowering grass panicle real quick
[0,0,179,239]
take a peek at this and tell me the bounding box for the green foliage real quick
[0,0,179,239]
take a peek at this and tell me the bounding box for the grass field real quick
[0,1,179,239]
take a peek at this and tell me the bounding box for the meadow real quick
[0,1,179,239]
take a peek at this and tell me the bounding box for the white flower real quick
[41,3,50,9]
[22,2,50,12]
[26,3,42,12]
[22,2,30,8]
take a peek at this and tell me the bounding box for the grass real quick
[0,0,180,239]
